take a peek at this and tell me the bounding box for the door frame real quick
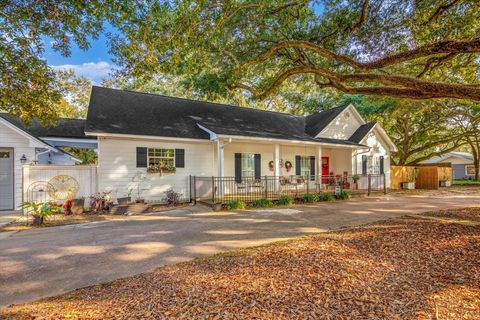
[0,147,14,211]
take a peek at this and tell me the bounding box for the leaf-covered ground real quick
[1,208,479,319]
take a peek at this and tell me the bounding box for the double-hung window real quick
[300,156,311,177]
[148,148,175,167]
[367,156,380,174]
[241,153,255,178]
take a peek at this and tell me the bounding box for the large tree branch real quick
[345,0,369,33]
[422,0,462,25]
[243,66,480,100]
[242,39,480,72]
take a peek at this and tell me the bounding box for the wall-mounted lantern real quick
[20,154,27,164]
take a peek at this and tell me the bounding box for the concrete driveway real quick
[1,190,480,307]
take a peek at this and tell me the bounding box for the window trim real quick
[299,156,312,177]
[240,153,255,178]
[147,148,175,167]
[466,164,475,176]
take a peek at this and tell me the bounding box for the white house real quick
[420,152,476,180]
[0,114,97,210]
[85,86,397,202]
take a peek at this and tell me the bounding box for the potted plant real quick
[72,198,85,214]
[402,169,417,189]
[212,202,223,211]
[439,175,451,187]
[117,188,133,205]
[21,201,61,225]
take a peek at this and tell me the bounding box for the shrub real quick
[277,195,294,205]
[338,190,351,200]
[301,193,319,203]
[318,193,335,202]
[164,188,182,205]
[250,198,274,208]
[226,200,246,210]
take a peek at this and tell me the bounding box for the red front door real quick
[321,157,329,183]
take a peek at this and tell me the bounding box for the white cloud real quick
[51,61,115,84]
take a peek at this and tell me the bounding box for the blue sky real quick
[45,24,117,84]
[46,3,324,85]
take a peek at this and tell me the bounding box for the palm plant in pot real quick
[21,201,61,225]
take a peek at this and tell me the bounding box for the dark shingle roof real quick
[0,113,92,140]
[86,86,365,147]
[305,104,349,137]
[349,122,377,143]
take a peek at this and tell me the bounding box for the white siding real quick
[318,107,364,139]
[97,137,215,201]
[354,128,391,187]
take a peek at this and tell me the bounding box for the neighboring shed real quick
[419,152,475,180]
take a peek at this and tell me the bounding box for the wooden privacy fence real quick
[390,165,452,190]
[23,165,97,203]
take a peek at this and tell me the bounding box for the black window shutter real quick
[295,155,301,176]
[175,149,185,168]
[235,153,242,183]
[136,147,147,168]
[309,156,315,180]
[361,155,367,175]
[380,156,385,174]
[254,154,261,179]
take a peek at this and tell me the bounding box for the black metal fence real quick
[190,174,386,203]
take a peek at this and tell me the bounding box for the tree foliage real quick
[0,0,129,122]
[56,70,92,118]
[111,0,480,103]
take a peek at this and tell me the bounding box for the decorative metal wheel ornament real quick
[26,181,55,203]
[48,175,80,200]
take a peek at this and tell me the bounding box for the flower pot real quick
[117,197,131,205]
[212,203,223,211]
[439,180,451,187]
[72,199,85,215]
[402,182,415,190]
[32,216,42,225]
[136,199,145,204]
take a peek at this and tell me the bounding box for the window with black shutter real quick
[361,155,367,175]
[234,153,242,183]
[136,147,147,168]
[254,154,261,179]
[175,149,185,168]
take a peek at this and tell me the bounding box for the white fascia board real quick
[84,131,212,143]
[40,137,98,144]
[215,134,369,150]
[372,124,398,152]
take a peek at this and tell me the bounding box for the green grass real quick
[453,180,480,185]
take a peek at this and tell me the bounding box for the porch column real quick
[274,144,280,191]
[316,145,322,190]
[216,140,224,196]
